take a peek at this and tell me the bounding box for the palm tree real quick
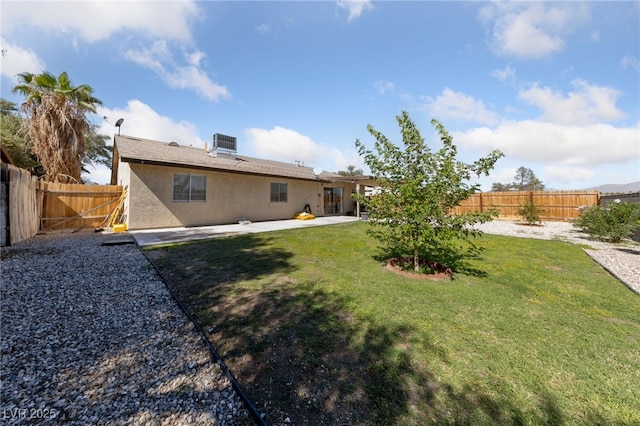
[12,71,102,183]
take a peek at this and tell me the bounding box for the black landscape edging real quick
[136,243,268,426]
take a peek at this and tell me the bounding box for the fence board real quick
[2,164,39,245]
[451,190,600,221]
[39,182,123,230]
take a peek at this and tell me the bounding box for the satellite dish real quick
[115,118,124,135]
[312,167,323,176]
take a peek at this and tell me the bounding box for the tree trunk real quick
[412,228,420,273]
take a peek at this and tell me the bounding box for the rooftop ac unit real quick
[211,133,237,156]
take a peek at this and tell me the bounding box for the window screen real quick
[270,182,287,202]
[173,174,206,202]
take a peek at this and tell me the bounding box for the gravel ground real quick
[0,231,249,425]
[473,220,640,295]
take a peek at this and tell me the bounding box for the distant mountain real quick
[585,181,640,194]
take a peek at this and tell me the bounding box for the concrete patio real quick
[129,216,359,247]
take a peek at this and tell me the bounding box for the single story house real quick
[110,134,375,230]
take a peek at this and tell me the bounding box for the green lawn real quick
[147,221,640,425]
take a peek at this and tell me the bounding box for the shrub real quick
[574,201,640,243]
[518,199,545,225]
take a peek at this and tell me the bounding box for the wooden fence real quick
[1,163,39,246]
[1,162,123,246]
[451,190,600,221]
[39,182,123,231]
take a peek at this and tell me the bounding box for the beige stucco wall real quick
[346,184,361,214]
[114,160,364,230]
[124,163,342,229]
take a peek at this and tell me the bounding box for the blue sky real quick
[1,1,638,190]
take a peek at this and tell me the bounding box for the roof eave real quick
[120,157,331,183]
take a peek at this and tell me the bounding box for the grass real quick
[146,221,640,425]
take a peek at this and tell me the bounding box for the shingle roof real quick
[114,135,330,182]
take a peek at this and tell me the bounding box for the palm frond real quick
[11,71,101,182]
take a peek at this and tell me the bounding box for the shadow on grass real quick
[152,234,566,425]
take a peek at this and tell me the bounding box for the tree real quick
[12,71,102,183]
[354,112,504,274]
[82,123,112,172]
[512,166,544,191]
[491,167,545,191]
[491,182,512,192]
[1,97,110,181]
[0,99,42,175]
[338,165,364,176]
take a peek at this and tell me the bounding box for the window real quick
[173,174,206,202]
[270,182,288,202]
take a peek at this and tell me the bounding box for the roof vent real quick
[168,141,179,147]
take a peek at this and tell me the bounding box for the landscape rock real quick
[0,231,245,425]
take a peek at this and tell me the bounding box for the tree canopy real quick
[338,165,364,176]
[355,112,504,274]
[1,96,111,182]
[0,99,41,174]
[12,71,103,182]
[492,166,545,191]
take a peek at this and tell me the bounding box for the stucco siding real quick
[344,184,359,214]
[127,163,326,229]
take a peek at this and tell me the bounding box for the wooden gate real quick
[38,182,124,231]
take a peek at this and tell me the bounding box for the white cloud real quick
[97,100,205,147]
[543,166,595,184]
[374,79,394,95]
[84,100,208,184]
[454,121,639,167]
[245,127,325,165]
[426,88,499,125]
[244,126,357,173]
[0,38,45,81]
[256,23,276,37]
[488,167,519,185]
[479,2,588,59]
[124,41,230,102]
[1,1,200,43]
[82,162,114,185]
[518,80,624,125]
[336,0,374,22]
[1,1,229,101]
[490,65,516,84]
[621,55,640,72]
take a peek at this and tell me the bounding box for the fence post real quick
[1,163,8,246]
[38,181,46,231]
